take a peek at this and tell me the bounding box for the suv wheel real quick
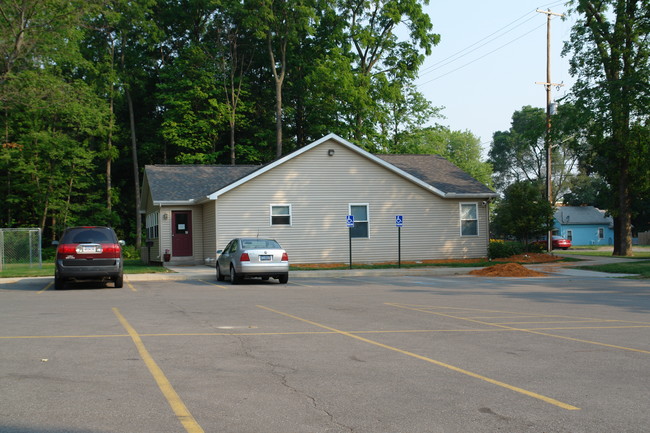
[114,274,123,288]
[54,276,65,290]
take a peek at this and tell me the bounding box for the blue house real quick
[553,206,614,246]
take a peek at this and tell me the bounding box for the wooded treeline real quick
[1,0,648,257]
[2,0,480,246]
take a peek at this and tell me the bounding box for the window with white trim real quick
[349,204,369,238]
[460,203,478,236]
[146,211,159,239]
[598,227,604,239]
[270,204,292,226]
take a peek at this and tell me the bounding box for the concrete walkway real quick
[124,253,641,282]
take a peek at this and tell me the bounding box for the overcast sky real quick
[415,0,577,154]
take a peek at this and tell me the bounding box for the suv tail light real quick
[281,252,289,262]
[102,243,121,255]
[57,244,77,255]
[240,252,250,261]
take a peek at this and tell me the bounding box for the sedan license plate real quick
[259,255,273,261]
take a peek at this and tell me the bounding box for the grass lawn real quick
[574,261,650,278]
[0,260,171,279]
[562,249,650,259]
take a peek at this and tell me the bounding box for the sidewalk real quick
[125,264,481,282]
[124,253,639,282]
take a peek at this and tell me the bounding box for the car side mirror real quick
[52,240,59,246]
[216,249,223,254]
[118,240,126,246]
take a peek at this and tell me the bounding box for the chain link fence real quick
[0,228,42,271]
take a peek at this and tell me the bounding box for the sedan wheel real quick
[216,265,225,281]
[278,273,289,284]
[230,266,240,285]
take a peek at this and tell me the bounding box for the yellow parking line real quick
[387,303,650,355]
[0,334,128,339]
[493,320,618,325]
[198,279,229,289]
[113,308,204,433]
[396,304,650,326]
[257,305,579,411]
[127,280,137,292]
[37,281,53,293]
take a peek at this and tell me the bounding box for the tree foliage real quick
[399,126,492,187]
[488,105,586,202]
[564,0,650,255]
[0,0,495,249]
[491,181,555,245]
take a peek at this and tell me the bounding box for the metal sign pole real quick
[347,215,354,269]
[349,227,352,269]
[396,215,403,268]
[398,226,401,268]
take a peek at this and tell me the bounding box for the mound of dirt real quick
[469,262,547,277]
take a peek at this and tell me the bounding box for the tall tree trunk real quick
[268,33,286,160]
[107,88,114,211]
[126,89,141,250]
[274,79,283,159]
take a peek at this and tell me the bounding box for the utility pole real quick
[536,8,564,253]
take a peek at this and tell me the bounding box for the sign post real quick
[346,215,354,269]
[396,215,403,268]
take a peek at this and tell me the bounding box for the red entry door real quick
[172,211,193,257]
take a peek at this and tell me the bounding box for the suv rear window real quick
[61,227,117,244]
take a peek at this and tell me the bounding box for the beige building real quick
[140,134,497,266]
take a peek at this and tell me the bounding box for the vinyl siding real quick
[215,140,489,264]
[202,202,217,262]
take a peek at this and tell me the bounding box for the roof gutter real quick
[444,193,499,199]
[153,200,196,206]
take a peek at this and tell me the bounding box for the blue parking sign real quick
[396,215,403,227]
[346,215,355,227]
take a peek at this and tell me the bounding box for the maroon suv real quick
[53,226,124,290]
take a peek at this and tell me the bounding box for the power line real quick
[418,22,546,86]
[417,1,567,84]
[419,13,538,75]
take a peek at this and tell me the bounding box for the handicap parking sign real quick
[346,215,355,227]
[396,215,403,227]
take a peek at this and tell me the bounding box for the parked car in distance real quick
[216,238,289,284]
[533,235,572,250]
[52,226,125,290]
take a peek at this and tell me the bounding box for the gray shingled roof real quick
[555,206,613,225]
[145,165,262,202]
[376,154,494,195]
[145,152,494,203]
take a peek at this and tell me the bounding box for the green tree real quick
[1,71,108,234]
[399,126,493,187]
[335,0,440,147]
[245,0,317,159]
[564,0,650,256]
[492,180,555,246]
[488,105,585,201]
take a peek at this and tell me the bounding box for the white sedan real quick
[216,238,289,284]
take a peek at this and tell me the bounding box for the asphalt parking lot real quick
[1,273,649,433]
